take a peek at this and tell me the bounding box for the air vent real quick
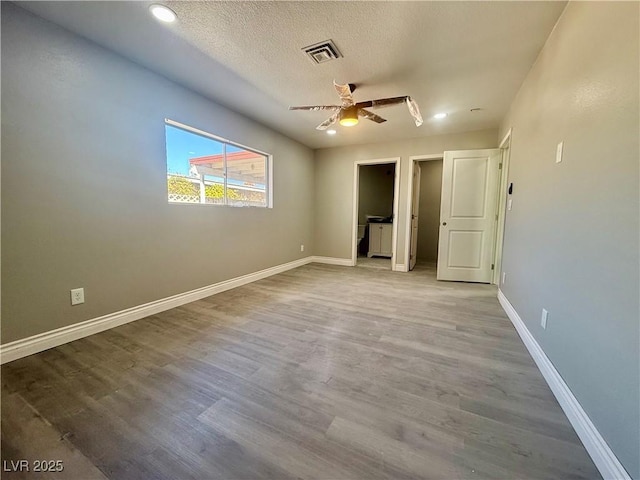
[302,40,342,64]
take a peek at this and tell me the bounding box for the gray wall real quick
[314,129,498,263]
[499,2,639,477]
[1,4,315,344]
[416,160,442,263]
[357,164,395,225]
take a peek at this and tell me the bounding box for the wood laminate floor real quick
[355,256,391,270]
[1,263,601,479]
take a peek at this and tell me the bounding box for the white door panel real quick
[450,157,488,217]
[380,224,393,254]
[447,231,483,268]
[437,149,501,283]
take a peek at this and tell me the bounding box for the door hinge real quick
[496,214,499,220]
[499,163,503,170]
[491,264,495,270]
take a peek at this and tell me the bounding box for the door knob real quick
[442,222,447,226]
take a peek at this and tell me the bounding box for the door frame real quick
[352,158,401,270]
[404,154,443,270]
[493,128,512,285]
[409,162,422,271]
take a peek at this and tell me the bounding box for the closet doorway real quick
[352,158,400,271]
[406,156,443,271]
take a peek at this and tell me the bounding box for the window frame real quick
[165,118,273,208]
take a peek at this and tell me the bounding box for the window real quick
[165,119,271,208]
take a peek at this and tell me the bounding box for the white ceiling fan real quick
[289,81,424,130]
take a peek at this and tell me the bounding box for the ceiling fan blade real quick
[333,80,354,106]
[355,96,408,109]
[289,105,341,111]
[316,112,339,130]
[406,96,424,126]
[358,109,387,124]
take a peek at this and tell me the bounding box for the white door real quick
[437,149,501,283]
[409,163,421,271]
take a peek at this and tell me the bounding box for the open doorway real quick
[406,156,443,272]
[352,158,400,271]
[416,159,443,269]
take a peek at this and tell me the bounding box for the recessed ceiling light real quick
[326,129,337,135]
[433,113,447,119]
[149,4,177,23]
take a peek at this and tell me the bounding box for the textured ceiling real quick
[16,1,567,149]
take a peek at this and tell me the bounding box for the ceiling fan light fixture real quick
[433,112,447,119]
[339,107,359,127]
[291,81,421,129]
[149,4,177,23]
[326,129,337,135]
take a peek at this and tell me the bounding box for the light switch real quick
[507,199,513,211]
[556,141,563,163]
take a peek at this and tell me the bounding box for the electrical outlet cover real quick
[71,288,85,306]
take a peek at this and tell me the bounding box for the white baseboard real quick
[0,257,314,365]
[497,290,631,480]
[311,256,408,271]
[311,256,354,267]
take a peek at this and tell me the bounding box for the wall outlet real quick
[71,288,85,306]
[556,141,563,163]
[300,244,305,252]
[541,308,548,329]
[502,272,506,285]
